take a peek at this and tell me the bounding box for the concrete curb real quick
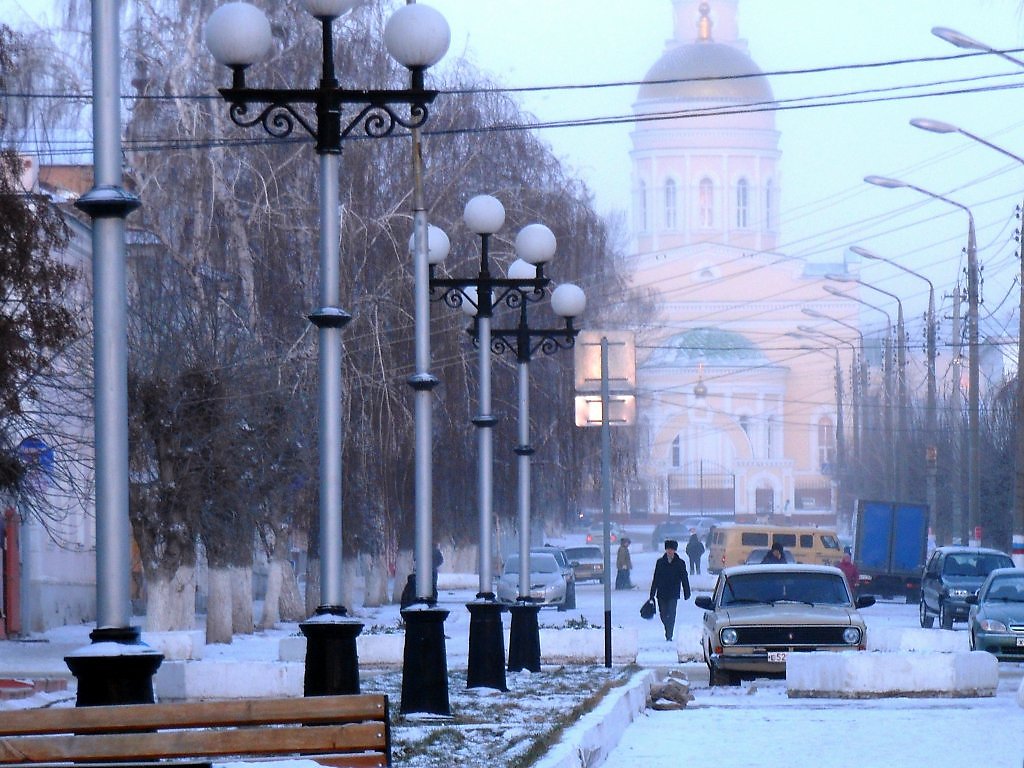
[533,668,657,768]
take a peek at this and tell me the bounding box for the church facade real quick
[626,0,859,526]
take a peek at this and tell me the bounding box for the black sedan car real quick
[968,567,1024,660]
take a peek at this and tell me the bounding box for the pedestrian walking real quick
[649,539,691,641]
[685,531,704,575]
[838,549,860,596]
[615,538,633,589]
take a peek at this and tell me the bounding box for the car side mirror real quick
[695,595,714,610]
[966,594,978,605]
[570,560,580,567]
[855,595,875,609]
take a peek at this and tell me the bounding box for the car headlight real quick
[721,628,738,645]
[842,627,861,644]
[979,619,1008,632]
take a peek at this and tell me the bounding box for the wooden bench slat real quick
[0,696,387,736]
[0,723,386,763]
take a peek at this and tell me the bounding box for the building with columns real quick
[627,0,859,527]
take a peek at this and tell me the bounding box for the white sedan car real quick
[495,553,569,610]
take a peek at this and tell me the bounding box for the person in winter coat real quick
[615,538,634,589]
[685,531,705,575]
[649,539,691,641]
[838,550,860,596]
[760,540,787,564]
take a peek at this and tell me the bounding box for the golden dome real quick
[637,41,774,104]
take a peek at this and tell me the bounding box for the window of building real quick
[671,434,681,467]
[817,416,836,469]
[637,179,649,231]
[699,177,714,227]
[736,178,749,228]
[664,179,677,229]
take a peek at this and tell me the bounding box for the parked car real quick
[967,567,1024,660]
[743,547,797,565]
[532,546,577,608]
[564,545,605,583]
[919,546,1014,629]
[585,523,623,546]
[495,553,569,610]
[694,564,875,686]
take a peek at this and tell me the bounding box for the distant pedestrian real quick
[616,538,634,589]
[649,539,691,641]
[685,531,705,575]
[838,551,860,596]
[760,541,786,564]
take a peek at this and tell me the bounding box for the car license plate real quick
[767,651,787,663]
[1016,637,1024,647]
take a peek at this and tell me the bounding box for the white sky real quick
[5,0,1024,332]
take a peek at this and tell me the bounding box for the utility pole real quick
[950,284,964,545]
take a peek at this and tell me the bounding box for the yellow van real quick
[707,523,842,573]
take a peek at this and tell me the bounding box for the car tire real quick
[709,664,739,687]
[939,600,954,630]
[919,599,934,629]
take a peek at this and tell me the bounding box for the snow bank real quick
[866,626,967,653]
[533,669,656,768]
[142,631,205,660]
[1018,676,1024,709]
[155,661,303,700]
[787,651,998,699]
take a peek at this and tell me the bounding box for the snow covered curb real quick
[787,651,998,698]
[532,668,656,768]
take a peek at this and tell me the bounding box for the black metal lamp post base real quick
[300,606,363,696]
[64,626,164,707]
[400,604,451,715]
[507,602,541,673]
[466,599,507,691]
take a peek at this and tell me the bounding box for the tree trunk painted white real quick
[362,552,387,607]
[340,558,359,612]
[305,554,320,616]
[392,548,414,604]
[260,559,283,629]
[279,559,305,621]
[143,565,196,633]
[230,565,253,634]
[205,566,232,644]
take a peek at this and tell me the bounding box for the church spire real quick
[697,2,713,41]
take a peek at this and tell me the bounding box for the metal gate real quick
[667,461,735,516]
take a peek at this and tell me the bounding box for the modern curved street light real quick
[797,316,863,462]
[790,329,848,472]
[205,0,450,698]
[428,195,570,691]
[864,174,979,546]
[932,26,1024,68]
[910,117,1024,552]
[851,245,938,521]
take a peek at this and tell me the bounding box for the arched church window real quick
[699,177,714,228]
[736,178,749,228]
[664,179,677,229]
[671,434,681,467]
[817,416,836,468]
[637,179,649,232]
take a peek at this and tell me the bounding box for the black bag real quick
[640,597,656,620]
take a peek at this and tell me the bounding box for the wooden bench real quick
[0,694,390,768]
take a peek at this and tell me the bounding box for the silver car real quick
[495,553,569,610]
[694,564,875,686]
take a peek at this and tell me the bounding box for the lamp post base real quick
[466,598,507,691]
[64,626,163,707]
[299,606,362,696]
[507,602,541,673]
[400,604,451,715]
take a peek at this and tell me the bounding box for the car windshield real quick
[565,547,601,560]
[504,555,559,575]
[720,572,851,606]
[943,553,1014,577]
[984,576,1024,602]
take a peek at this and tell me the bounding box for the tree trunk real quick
[392,549,413,604]
[305,553,320,615]
[279,559,305,622]
[144,565,196,632]
[260,558,283,629]
[205,566,232,644]
[230,565,253,635]
[362,552,388,607]
[341,558,359,612]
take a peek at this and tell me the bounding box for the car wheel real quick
[939,600,954,630]
[919,598,934,628]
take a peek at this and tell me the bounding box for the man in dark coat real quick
[685,532,705,575]
[760,540,786,564]
[649,539,691,641]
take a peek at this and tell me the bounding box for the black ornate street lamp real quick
[204,0,450,697]
[428,195,576,689]
[477,260,584,672]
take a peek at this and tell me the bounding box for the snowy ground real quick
[2,531,1023,767]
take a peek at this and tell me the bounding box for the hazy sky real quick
[4,0,1024,337]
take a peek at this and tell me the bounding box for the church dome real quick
[642,327,769,368]
[637,41,774,104]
